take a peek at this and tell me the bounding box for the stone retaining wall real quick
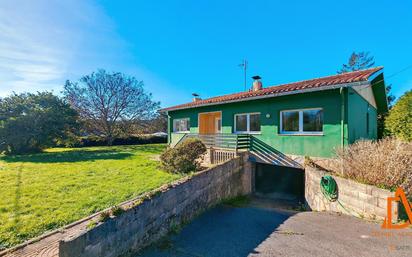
[305,166,397,221]
[59,153,252,257]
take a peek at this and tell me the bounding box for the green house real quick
[161,67,388,158]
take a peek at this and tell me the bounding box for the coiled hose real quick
[320,175,363,218]
[320,175,338,202]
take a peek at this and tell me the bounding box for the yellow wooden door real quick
[199,112,221,134]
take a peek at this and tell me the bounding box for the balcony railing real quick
[173,133,302,168]
[175,133,250,152]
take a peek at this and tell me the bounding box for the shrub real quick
[335,138,412,196]
[160,138,206,173]
[110,205,125,217]
[98,211,111,223]
[385,90,412,141]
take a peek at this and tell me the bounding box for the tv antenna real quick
[238,59,248,91]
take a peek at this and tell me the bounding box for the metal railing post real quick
[235,134,239,155]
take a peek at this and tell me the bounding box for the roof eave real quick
[367,67,384,83]
[161,80,371,112]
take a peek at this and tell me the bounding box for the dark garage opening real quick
[255,163,305,202]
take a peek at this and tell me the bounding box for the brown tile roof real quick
[161,67,383,112]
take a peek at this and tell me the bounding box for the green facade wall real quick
[347,87,378,143]
[167,87,378,158]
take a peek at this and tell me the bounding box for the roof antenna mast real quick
[238,59,248,91]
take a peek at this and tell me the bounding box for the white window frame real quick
[173,118,190,133]
[215,117,222,133]
[280,108,323,135]
[234,112,261,134]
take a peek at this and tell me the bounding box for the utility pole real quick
[238,59,248,91]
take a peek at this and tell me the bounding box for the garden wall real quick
[305,166,398,221]
[59,153,252,257]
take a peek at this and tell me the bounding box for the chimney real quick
[192,93,201,102]
[252,75,262,91]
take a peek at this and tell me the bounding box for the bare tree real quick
[128,113,168,134]
[63,70,160,145]
[338,51,375,74]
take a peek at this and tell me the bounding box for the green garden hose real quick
[320,175,362,218]
[320,175,338,202]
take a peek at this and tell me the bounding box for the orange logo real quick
[382,188,412,229]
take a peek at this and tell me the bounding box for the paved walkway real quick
[138,203,412,257]
[0,216,92,257]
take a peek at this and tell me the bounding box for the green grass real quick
[0,144,181,250]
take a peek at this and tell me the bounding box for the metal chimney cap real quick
[192,93,200,97]
[252,75,261,80]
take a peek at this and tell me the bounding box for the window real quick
[282,111,299,132]
[280,108,323,135]
[173,118,190,132]
[234,113,260,133]
[235,114,247,132]
[303,109,323,132]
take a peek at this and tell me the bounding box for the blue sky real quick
[0,0,411,107]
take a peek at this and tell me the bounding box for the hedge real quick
[71,135,167,147]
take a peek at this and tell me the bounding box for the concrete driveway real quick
[137,199,412,257]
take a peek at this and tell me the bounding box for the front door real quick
[198,112,222,134]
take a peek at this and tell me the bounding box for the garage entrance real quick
[255,163,305,201]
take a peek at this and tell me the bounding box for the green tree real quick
[338,51,395,138]
[63,70,160,145]
[385,90,412,141]
[338,51,375,74]
[377,84,396,138]
[0,92,79,154]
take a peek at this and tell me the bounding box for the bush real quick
[385,90,412,141]
[160,138,207,173]
[335,138,412,196]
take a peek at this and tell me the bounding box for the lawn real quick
[0,144,181,250]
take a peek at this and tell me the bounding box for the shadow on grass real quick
[1,149,134,163]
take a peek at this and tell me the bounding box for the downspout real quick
[166,111,171,145]
[339,87,345,174]
[340,87,345,148]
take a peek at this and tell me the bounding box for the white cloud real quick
[0,0,178,108]
[0,0,130,96]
